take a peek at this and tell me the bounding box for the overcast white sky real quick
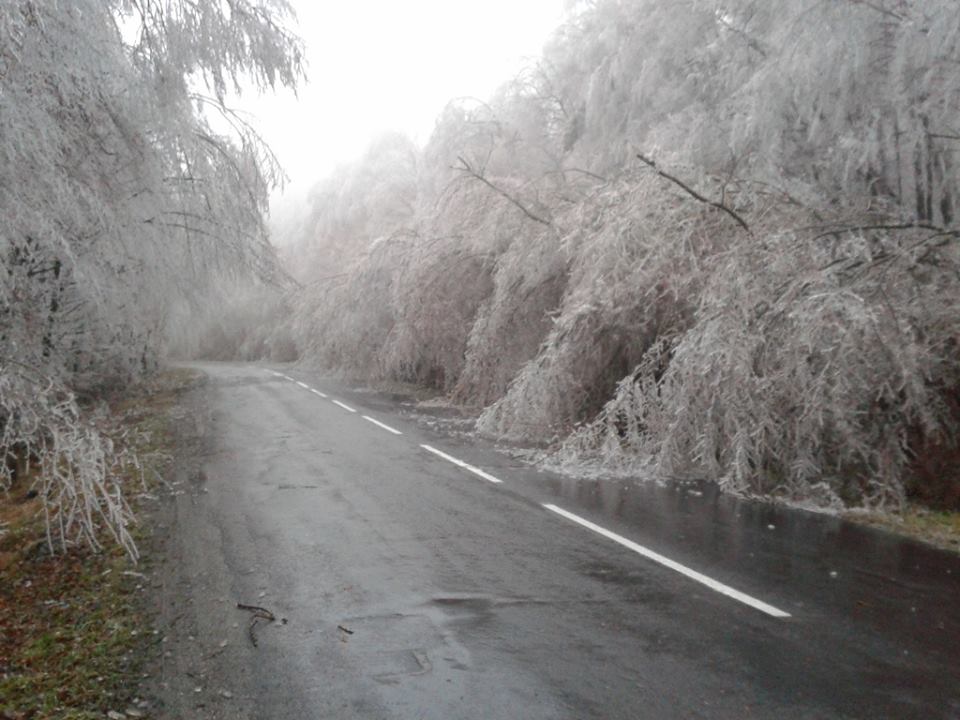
[233,0,567,215]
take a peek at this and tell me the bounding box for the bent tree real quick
[0,0,303,555]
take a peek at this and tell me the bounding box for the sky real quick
[233,0,567,216]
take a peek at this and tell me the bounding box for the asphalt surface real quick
[150,362,960,719]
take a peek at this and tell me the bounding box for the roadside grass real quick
[0,368,201,720]
[846,505,960,554]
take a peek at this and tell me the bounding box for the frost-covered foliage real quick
[0,365,137,558]
[554,217,960,508]
[286,0,960,508]
[478,174,718,440]
[1,0,302,553]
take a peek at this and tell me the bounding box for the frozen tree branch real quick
[545,167,608,183]
[848,0,906,21]
[454,156,552,226]
[716,15,768,57]
[636,153,751,233]
[0,0,304,556]
[809,222,955,244]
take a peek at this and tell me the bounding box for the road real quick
[149,363,960,719]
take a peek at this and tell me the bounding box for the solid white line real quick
[282,375,295,382]
[310,388,328,399]
[362,416,403,435]
[332,400,356,413]
[267,370,285,377]
[542,504,791,618]
[420,444,503,484]
[295,381,309,389]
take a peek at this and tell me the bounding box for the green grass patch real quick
[846,505,960,554]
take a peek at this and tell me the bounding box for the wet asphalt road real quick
[164,363,960,719]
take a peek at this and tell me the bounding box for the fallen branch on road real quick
[237,602,286,647]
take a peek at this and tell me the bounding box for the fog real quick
[236,0,566,217]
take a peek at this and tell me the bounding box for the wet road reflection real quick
[532,473,960,664]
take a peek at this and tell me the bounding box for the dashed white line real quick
[362,416,403,435]
[420,444,503,484]
[463,465,504,484]
[420,444,467,467]
[542,504,791,618]
[271,367,785,619]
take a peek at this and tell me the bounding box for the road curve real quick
[150,363,960,719]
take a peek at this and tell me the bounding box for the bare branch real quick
[636,153,751,233]
[454,156,552,226]
[544,167,608,183]
[808,222,952,244]
[716,15,768,57]
[847,0,906,21]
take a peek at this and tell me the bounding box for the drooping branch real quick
[636,153,750,234]
[847,0,906,21]
[454,156,552,226]
[715,15,769,58]
[545,167,608,183]
[809,222,950,244]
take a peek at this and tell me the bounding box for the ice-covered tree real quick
[1,0,303,553]
[286,0,960,508]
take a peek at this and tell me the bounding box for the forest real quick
[260,0,960,511]
[3,0,960,565]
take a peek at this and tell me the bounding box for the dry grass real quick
[0,368,201,720]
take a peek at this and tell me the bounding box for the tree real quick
[0,0,304,554]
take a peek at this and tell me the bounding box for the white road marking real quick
[362,416,403,435]
[463,465,504,484]
[267,370,285,377]
[420,444,503,484]
[273,369,785,618]
[332,400,356,413]
[420,444,467,467]
[542,504,791,619]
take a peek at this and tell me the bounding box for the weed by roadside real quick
[0,368,201,720]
